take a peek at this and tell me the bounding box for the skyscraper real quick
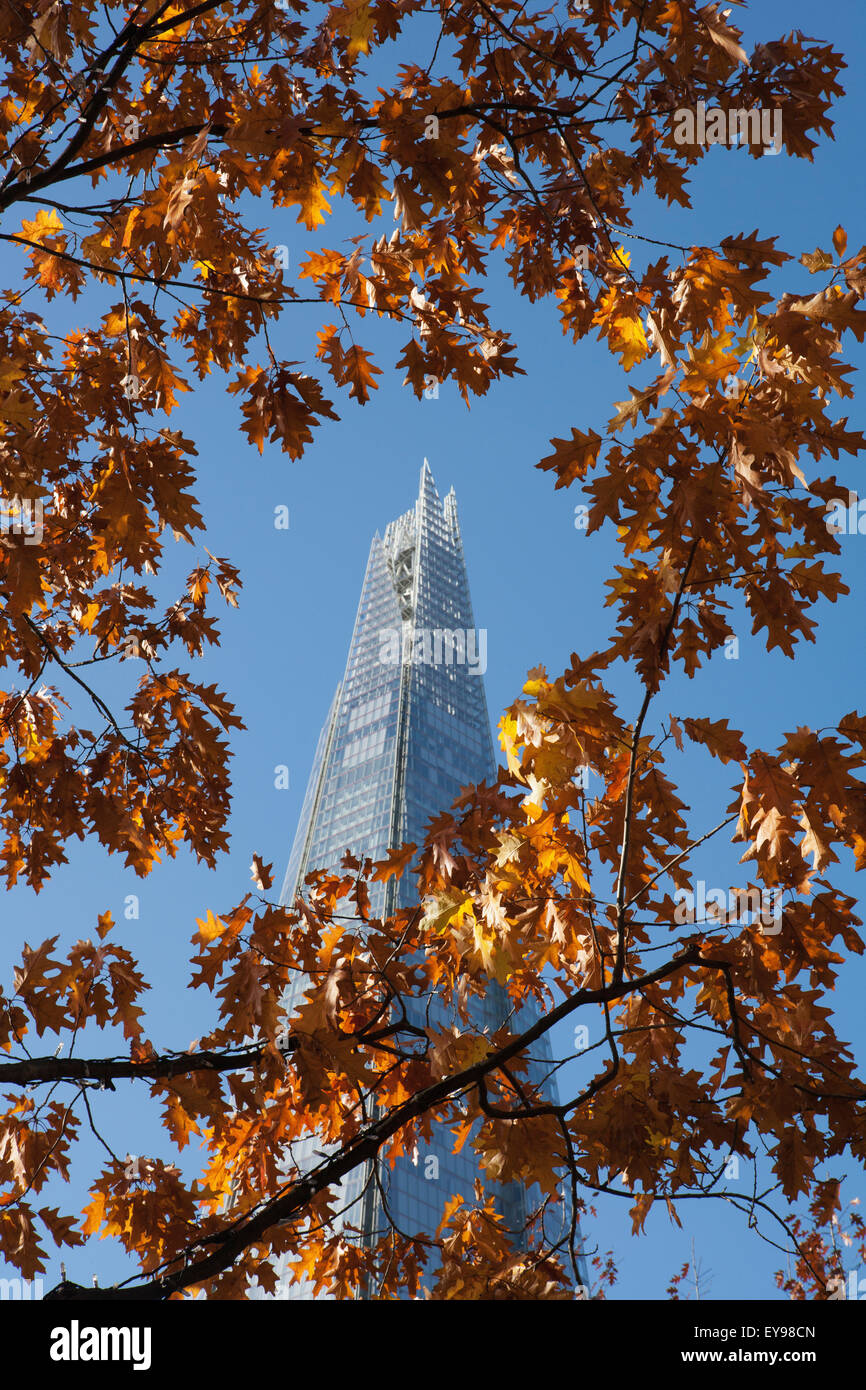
[265,462,577,1298]
[280,461,493,922]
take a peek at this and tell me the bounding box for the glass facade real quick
[258,463,579,1299]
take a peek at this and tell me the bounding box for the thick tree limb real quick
[44,944,702,1300]
[0,1040,292,1087]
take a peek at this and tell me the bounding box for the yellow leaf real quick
[297,173,331,230]
[497,713,525,779]
[78,602,100,634]
[563,852,591,895]
[423,889,474,935]
[332,0,373,58]
[195,909,223,944]
[121,207,140,251]
[80,1190,107,1238]
[21,207,64,241]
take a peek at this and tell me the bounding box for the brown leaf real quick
[250,855,274,892]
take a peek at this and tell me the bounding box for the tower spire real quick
[419,456,437,495]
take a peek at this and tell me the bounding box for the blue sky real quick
[1,0,865,1299]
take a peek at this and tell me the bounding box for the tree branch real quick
[0,1039,293,1087]
[613,537,700,981]
[44,943,702,1299]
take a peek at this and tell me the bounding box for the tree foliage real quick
[0,0,864,1299]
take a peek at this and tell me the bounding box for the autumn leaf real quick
[330,0,374,59]
[371,842,418,883]
[96,911,114,941]
[195,910,223,945]
[537,428,603,489]
[163,171,198,231]
[630,1193,654,1235]
[340,345,382,404]
[250,855,273,892]
[682,716,747,764]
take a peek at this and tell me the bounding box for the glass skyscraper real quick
[263,462,578,1298]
